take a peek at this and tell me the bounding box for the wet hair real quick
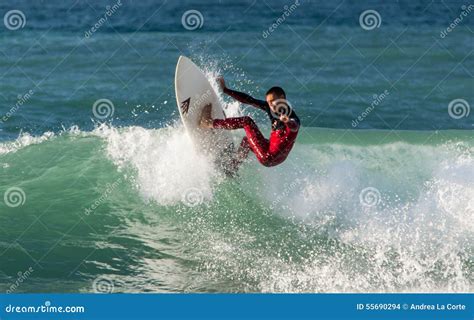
[265,86,286,97]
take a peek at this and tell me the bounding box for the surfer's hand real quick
[279,114,289,123]
[217,77,226,91]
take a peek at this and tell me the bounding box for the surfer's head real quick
[266,86,287,113]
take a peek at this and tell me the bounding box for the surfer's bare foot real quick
[217,77,226,91]
[199,104,213,129]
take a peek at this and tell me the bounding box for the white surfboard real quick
[174,56,234,172]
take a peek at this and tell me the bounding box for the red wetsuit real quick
[213,87,300,167]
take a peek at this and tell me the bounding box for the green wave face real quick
[0,126,473,293]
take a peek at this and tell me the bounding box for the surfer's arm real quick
[223,87,268,111]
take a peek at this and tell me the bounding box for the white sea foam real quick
[229,140,474,292]
[0,131,55,155]
[94,123,219,206]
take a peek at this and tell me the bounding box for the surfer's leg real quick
[214,117,270,164]
[237,137,251,160]
[227,137,251,173]
[212,117,249,130]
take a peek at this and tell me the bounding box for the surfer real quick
[200,77,300,172]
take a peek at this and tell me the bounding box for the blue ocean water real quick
[0,0,473,141]
[0,0,473,293]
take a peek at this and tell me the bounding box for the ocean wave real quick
[0,125,472,292]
